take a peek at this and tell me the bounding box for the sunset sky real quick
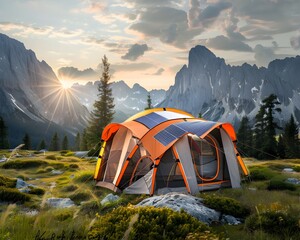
[0,0,299,90]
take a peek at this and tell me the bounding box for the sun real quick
[60,80,72,89]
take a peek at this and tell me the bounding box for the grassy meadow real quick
[0,150,299,239]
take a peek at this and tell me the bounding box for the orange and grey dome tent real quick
[94,108,249,195]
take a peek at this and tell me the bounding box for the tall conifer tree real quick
[87,55,115,148]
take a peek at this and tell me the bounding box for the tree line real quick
[237,94,299,159]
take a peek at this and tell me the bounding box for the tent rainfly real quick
[94,108,249,195]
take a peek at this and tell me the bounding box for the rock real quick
[221,215,241,225]
[46,198,75,208]
[74,151,89,158]
[285,178,300,185]
[282,168,295,173]
[16,178,34,193]
[51,170,63,175]
[137,193,241,225]
[25,210,39,216]
[101,193,120,205]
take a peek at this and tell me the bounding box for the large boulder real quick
[137,193,241,225]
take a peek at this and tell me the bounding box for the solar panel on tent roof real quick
[154,120,217,146]
[154,124,187,146]
[175,121,216,137]
[134,112,167,129]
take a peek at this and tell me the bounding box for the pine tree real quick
[0,116,9,149]
[253,107,266,159]
[38,139,46,150]
[262,94,281,159]
[198,113,202,118]
[86,55,115,148]
[62,135,69,150]
[237,116,253,157]
[74,132,81,151]
[80,129,88,151]
[49,133,60,151]
[22,133,31,150]
[283,115,299,158]
[145,93,152,110]
[253,94,281,159]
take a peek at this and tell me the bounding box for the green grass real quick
[0,175,17,188]
[0,187,31,203]
[0,152,299,240]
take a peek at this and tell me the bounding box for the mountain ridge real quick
[160,45,300,126]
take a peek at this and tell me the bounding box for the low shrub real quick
[0,175,16,188]
[61,184,78,192]
[53,209,74,221]
[69,191,91,204]
[292,165,300,172]
[64,152,75,157]
[249,167,276,181]
[74,171,93,183]
[0,187,31,203]
[80,200,101,216]
[202,194,250,218]
[45,155,57,160]
[28,187,45,195]
[69,163,79,169]
[88,206,213,240]
[2,160,46,169]
[267,177,297,191]
[245,209,300,237]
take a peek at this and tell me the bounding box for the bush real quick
[45,155,57,160]
[245,209,300,237]
[74,171,93,183]
[292,166,300,172]
[202,194,250,218]
[267,178,297,191]
[0,187,31,203]
[69,191,91,204]
[61,184,78,192]
[2,160,46,169]
[88,206,212,240]
[249,167,276,181]
[69,163,79,169]
[28,186,45,195]
[0,175,16,188]
[80,200,101,217]
[53,209,74,221]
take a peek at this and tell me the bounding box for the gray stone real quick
[46,198,75,208]
[101,193,120,205]
[285,178,300,185]
[137,193,241,225]
[16,178,34,193]
[51,170,63,175]
[221,215,242,225]
[282,168,295,173]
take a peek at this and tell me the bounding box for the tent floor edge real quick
[96,181,122,193]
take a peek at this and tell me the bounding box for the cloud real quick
[253,44,276,66]
[290,32,300,49]
[146,68,165,75]
[129,7,199,48]
[188,0,232,28]
[0,22,53,36]
[233,0,300,39]
[112,62,154,72]
[58,67,98,80]
[206,35,252,52]
[121,43,150,61]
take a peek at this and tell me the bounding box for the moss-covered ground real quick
[0,152,299,239]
